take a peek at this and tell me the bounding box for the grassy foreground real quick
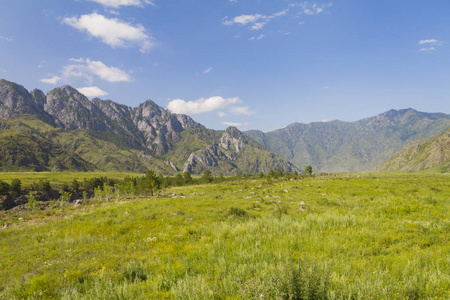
[0,173,449,299]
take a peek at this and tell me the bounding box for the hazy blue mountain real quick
[245,109,450,173]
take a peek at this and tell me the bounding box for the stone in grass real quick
[18,218,24,221]
[73,199,83,207]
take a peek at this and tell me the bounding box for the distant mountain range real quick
[374,128,450,173]
[245,109,450,173]
[1,79,449,174]
[0,79,297,174]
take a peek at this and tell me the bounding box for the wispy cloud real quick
[40,58,132,85]
[40,76,62,84]
[418,47,436,52]
[223,2,331,33]
[223,14,268,30]
[418,39,439,45]
[76,86,109,98]
[418,39,441,52]
[63,13,153,52]
[321,85,330,89]
[0,36,13,42]
[223,121,250,127]
[167,96,242,115]
[249,34,264,41]
[230,106,253,116]
[203,67,213,74]
[85,0,155,8]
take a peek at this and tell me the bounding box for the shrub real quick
[280,258,331,300]
[0,180,10,195]
[228,207,248,218]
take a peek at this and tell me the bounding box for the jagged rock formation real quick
[374,129,450,172]
[245,109,450,173]
[0,79,297,174]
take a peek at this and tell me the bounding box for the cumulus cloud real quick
[63,13,153,52]
[40,58,131,85]
[223,121,250,127]
[63,58,131,83]
[76,86,109,98]
[167,96,242,115]
[40,76,62,84]
[86,0,155,8]
[203,67,213,74]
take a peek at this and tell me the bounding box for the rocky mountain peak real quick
[220,126,245,153]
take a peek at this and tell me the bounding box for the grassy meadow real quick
[0,173,449,299]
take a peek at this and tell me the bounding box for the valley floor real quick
[0,173,449,299]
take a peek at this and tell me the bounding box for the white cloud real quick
[230,106,252,116]
[223,121,250,127]
[418,47,436,52]
[64,58,131,82]
[63,13,153,52]
[418,39,439,45]
[321,85,330,89]
[203,67,213,74]
[40,76,62,84]
[249,34,264,41]
[77,86,109,98]
[295,2,332,15]
[85,0,155,8]
[167,96,242,115]
[41,58,131,85]
[223,14,269,30]
[0,36,13,42]
[218,111,226,118]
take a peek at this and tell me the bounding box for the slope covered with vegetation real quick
[245,109,450,173]
[375,128,450,173]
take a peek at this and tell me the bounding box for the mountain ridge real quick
[0,79,297,174]
[245,108,450,173]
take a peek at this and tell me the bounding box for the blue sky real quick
[1,0,450,131]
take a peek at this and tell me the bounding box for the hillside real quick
[374,128,450,172]
[0,79,297,174]
[245,109,450,173]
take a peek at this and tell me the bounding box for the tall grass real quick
[0,173,448,299]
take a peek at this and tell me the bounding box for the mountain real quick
[374,128,450,173]
[0,79,297,174]
[245,109,450,173]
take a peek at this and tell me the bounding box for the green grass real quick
[0,173,449,299]
[0,172,143,187]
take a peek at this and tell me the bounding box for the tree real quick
[11,179,21,195]
[145,170,161,196]
[275,167,283,178]
[183,171,193,185]
[304,165,313,175]
[201,170,213,183]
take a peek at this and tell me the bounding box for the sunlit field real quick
[0,173,449,299]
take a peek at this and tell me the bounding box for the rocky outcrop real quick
[220,126,245,152]
[0,79,55,125]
